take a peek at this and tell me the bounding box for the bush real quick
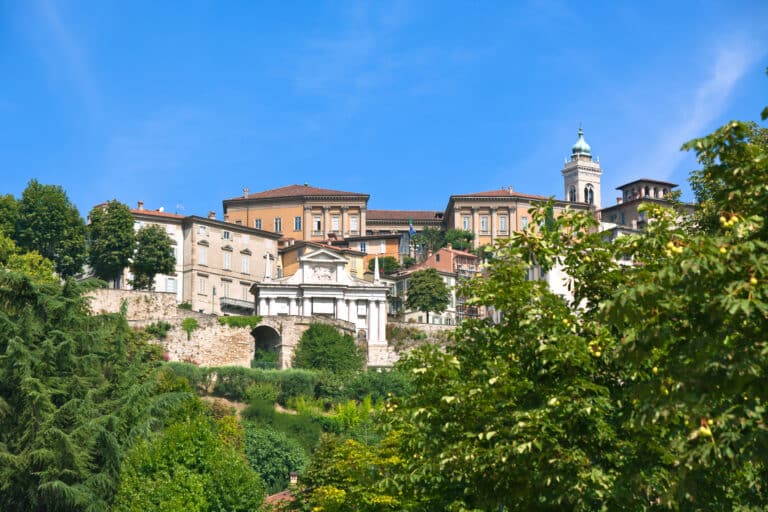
[242,401,322,453]
[209,367,320,405]
[165,362,210,394]
[252,348,278,369]
[246,382,279,403]
[244,424,309,494]
[345,369,414,402]
[181,317,199,340]
[277,370,319,405]
[145,320,172,339]
[292,323,365,375]
[218,315,262,328]
[178,301,192,310]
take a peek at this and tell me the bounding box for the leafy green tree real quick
[0,272,188,511]
[14,179,86,277]
[412,227,444,258]
[367,256,400,275]
[243,424,309,494]
[0,231,57,285]
[292,323,365,375]
[444,228,474,251]
[130,224,175,290]
[114,416,265,512]
[404,268,450,323]
[401,255,417,268]
[87,200,136,284]
[0,193,18,237]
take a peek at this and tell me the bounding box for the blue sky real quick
[2,1,767,218]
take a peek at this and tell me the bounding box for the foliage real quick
[242,401,322,453]
[0,272,190,511]
[367,256,400,275]
[130,224,175,290]
[164,362,210,394]
[87,200,136,283]
[412,227,444,257]
[178,301,193,310]
[252,348,279,369]
[291,323,365,375]
[247,381,280,403]
[181,317,199,340]
[0,193,18,237]
[145,320,172,339]
[14,179,86,277]
[386,323,428,351]
[113,415,265,512]
[401,255,417,268]
[218,315,263,328]
[244,424,309,494]
[0,231,58,285]
[345,369,414,403]
[444,228,474,251]
[294,433,413,511]
[404,268,450,323]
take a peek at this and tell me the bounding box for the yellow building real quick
[279,241,366,280]
[222,184,369,242]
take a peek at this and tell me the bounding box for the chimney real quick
[137,200,144,210]
[617,197,623,204]
[208,210,216,220]
[508,185,514,194]
[446,243,453,250]
[243,187,249,198]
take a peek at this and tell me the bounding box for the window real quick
[480,215,489,233]
[360,242,367,253]
[221,281,230,298]
[294,216,302,231]
[521,216,528,229]
[241,284,250,300]
[436,253,440,262]
[222,252,231,270]
[313,215,322,233]
[462,216,470,230]
[499,215,508,232]
[198,225,207,235]
[350,215,359,233]
[654,187,659,198]
[199,275,207,294]
[569,185,577,202]
[274,217,282,233]
[254,219,262,229]
[242,234,249,243]
[235,220,242,225]
[620,212,626,225]
[380,240,385,253]
[331,215,340,232]
[584,185,594,205]
[222,230,231,240]
[241,256,250,274]
[165,277,177,293]
[644,186,650,197]
[199,247,208,266]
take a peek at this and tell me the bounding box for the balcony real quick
[220,297,255,314]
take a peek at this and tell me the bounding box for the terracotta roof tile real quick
[130,209,185,219]
[226,184,368,201]
[451,189,550,201]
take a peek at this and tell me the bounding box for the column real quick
[349,299,357,324]
[259,297,268,316]
[454,209,461,230]
[489,207,496,244]
[289,298,298,316]
[367,300,377,343]
[336,297,348,321]
[323,207,330,238]
[302,297,311,317]
[266,298,274,316]
[472,208,480,249]
[341,206,348,237]
[304,206,312,240]
[378,299,387,343]
[360,207,367,235]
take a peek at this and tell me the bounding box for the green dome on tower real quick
[571,126,591,157]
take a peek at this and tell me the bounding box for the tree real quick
[443,229,474,251]
[404,268,450,323]
[0,231,57,285]
[412,227,444,258]
[14,179,86,277]
[367,256,400,275]
[131,224,175,290]
[87,200,136,284]
[243,424,308,494]
[292,323,365,375]
[0,193,18,237]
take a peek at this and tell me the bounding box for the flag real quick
[409,216,416,236]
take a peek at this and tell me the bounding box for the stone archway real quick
[252,325,281,368]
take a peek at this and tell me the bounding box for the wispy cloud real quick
[28,0,101,117]
[615,39,765,184]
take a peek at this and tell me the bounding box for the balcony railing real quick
[220,297,255,313]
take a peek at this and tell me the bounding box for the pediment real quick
[299,247,348,264]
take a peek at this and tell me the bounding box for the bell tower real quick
[562,126,602,208]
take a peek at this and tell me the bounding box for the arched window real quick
[584,185,594,205]
[644,186,650,197]
[654,187,659,198]
[569,185,577,202]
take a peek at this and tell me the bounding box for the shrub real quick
[165,362,209,394]
[218,315,262,328]
[292,323,365,375]
[277,370,319,405]
[246,382,279,404]
[178,301,192,310]
[181,317,199,340]
[345,369,414,402]
[244,424,309,494]
[145,320,172,339]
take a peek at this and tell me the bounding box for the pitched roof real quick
[367,209,443,221]
[450,188,550,201]
[616,178,678,189]
[226,184,368,201]
[130,209,185,220]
